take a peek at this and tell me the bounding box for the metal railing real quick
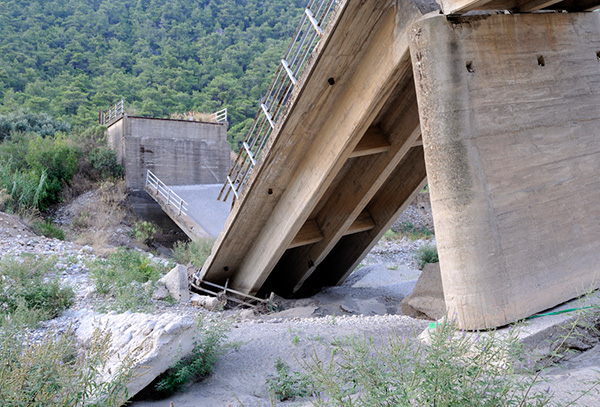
[218,0,338,202]
[99,99,124,125]
[145,170,189,216]
[212,108,228,123]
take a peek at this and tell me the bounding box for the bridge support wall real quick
[410,12,600,329]
[106,115,230,226]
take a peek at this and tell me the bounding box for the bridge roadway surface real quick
[168,185,232,239]
[150,0,600,330]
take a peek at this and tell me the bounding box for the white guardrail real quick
[99,99,124,125]
[146,170,189,216]
[213,108,228,123]
[218,0,338,202]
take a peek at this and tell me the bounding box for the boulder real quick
[76,311,199,399]
[160,264,190,302]
[401,262,446,320]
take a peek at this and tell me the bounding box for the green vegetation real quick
[89,146,124,179]
[31,218,65,240]
[142,317,229,398]
[0,328,133,406]
[305,320,553,407]
[0,255,74,328]
[415,242,438,269]
[131,220,157,244]
[267,357,314,402]
[88,248,169,312]
[0,0,307,149]
[384,221,434,241]
[172,237,215,268]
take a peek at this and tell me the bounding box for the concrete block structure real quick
[410,11,600,329]
[106,115,229,226]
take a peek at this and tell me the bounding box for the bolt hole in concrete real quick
[223,266,229,272]
[537,55,545,66]
[596,51,600,61]
[268,188,273,195]
[466,61,474,73]
[328,77,335,85]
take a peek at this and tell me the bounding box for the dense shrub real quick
[89,146,124,179]
[0,110,70,141]
[0,132,79,211]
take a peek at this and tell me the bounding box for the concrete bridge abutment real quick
[410,11,600,329]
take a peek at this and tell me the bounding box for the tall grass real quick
[0,328,133,406]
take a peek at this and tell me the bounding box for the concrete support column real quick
[410,12,600,329]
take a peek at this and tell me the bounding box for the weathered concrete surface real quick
[410,12,600,329]
[107,115,229,191]
[437,0,600,14]
[401,262,445,320]
[200,0,433,299]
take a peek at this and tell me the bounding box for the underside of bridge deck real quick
[198,0,432,297]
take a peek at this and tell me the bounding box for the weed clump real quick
[31,218,65,240]
[0,255,74,327]
[415,243,438,269]
[267,357,314,402]
[138,317,229,399]
[89,248,168,312]
[132,220,157,244]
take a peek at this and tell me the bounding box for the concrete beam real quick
[200,0,432,295]
[410,12,600,329]
[437,0,600,13]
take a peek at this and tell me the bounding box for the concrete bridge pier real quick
[410,12,600,329]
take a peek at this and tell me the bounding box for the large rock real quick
[401,262,446,320]
[76,311,199,398]
[159,264,190,302]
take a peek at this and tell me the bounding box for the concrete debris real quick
[76,311,199,399]
[160,264,190,303]
[401,262,445,320]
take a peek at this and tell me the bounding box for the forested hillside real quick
[0,0,306,147]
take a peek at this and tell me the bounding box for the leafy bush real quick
[0,328,132,406]
[0,132,79,211]
[415,243,438,269]
[305,319,553,407]
[32,218,65,240]
[89,248,168,312]
[0,256,74,327]
[0,110,70,141]
[132,221,157,244]
[89,146,124,179]
[267,357,314,402]
[144,317,229,398]
[172,238,215,268]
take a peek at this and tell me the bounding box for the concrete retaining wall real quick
[107,116,229,191]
